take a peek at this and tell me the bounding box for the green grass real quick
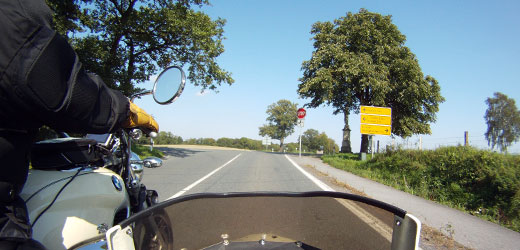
[131,144,164,158]
[322,147,520,232]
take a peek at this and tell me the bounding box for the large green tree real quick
[298,9,444,153]
[302,129,338,154]
[46,0,233,96]
[301,129,320,152]
[484,92,520,152]
[323,137,339,154]
[259,100,298,150]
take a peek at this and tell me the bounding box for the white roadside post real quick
[297,108,306,157]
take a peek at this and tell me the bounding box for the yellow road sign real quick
[360,106,391,116]
[361,114,392,126]
[360,124,391,136]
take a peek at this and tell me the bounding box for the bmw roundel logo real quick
[112,175,123,191]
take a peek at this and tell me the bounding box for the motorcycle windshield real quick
[119,192,419,250]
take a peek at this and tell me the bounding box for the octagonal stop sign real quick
[297,108,306,119]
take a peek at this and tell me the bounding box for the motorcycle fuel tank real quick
[19,168,130,250]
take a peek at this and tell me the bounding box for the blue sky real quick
[136,0,520,153]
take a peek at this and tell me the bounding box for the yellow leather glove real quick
[122,102,159,132]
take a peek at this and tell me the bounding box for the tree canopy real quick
[302,129,338,154]
[298,9,444,153]
[140,131,183,145]
[484,92,520,152]
[46,0,234,96]
[259,100,298,150]
[301,129,321,152]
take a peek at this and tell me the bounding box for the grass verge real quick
[131,144,164,158]
[302,163,472,250]
[322,146,520,232]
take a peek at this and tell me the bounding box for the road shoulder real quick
[287,155,520,250]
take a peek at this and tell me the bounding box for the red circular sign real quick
[297,108,306,119]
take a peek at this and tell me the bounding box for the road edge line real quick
[167,153,242,200]
[284,154,393,242]
[284,155,335,191]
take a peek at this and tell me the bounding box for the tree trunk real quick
[102,1,136,90]
[340,111,352,153]
[123,39,135,95]
[279,138,285,152]
[360,134,369,153]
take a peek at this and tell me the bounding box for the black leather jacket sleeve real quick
[0,0,129,134]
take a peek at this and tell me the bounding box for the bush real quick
[323,146,520,232]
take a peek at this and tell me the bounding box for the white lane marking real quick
[284,154,392,242]
[284,155,334,191]
[167,153,242,200]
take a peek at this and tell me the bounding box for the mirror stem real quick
[130,90,153,103]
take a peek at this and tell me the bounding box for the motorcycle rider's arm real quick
[26,39,159,133]
[24,35,159,133]
[26,36,159,133]
[0,0,157,134]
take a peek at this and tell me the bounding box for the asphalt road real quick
[141,147,397,249]
[143,148,322,197]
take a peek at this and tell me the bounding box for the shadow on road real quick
[156,147,203,158]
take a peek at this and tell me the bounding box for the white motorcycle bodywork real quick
[13,65,183,250]
[19,168,130,250]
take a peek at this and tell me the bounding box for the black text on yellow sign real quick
[360,106,392,116]
[361,114,392,126]
[360,124,391,136]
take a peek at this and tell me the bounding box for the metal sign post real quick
[370,135,374,158]
[298,118,304,157]
[297,108,306,157]
[299,127,302,157]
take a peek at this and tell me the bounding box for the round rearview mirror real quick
[152,66,186,104]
